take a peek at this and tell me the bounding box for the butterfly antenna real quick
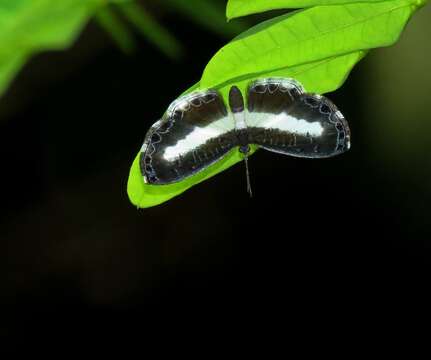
[244,155,253,198]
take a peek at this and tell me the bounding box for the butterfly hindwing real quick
[140,90,236,184]
[247,78,350,158]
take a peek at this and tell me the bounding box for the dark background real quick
[1,4,430,343]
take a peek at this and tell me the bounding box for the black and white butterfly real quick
[139,78,350,194]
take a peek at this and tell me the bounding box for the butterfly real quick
[139,78,350,195]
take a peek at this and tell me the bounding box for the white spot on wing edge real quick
[335,110,344,118]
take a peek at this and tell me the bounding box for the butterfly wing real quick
[247,78,350,158]
[140,90,237,184]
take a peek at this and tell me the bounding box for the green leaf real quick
[229,50,368,95]
[226,0,396,20]
[0,53,26,97]
[0,0,111,98]
[203,0,426,90]
[126,0,426,208]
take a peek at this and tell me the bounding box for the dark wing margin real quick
[140,90,237,185]
[246,78,350,158]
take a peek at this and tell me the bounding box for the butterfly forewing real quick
[247,79,350,158]
[140,90,236,184]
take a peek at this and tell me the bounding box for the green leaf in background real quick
[0,54,26,98]
[128,0,427,208]
[101,0,249,59]
[0,0,244,100]
[95,5,137,54]
[0,0,111,98]
[226,0,389,20]
[118,1,183,59]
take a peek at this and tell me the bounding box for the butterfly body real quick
[140,78,350,185]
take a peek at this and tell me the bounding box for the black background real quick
[1,5,430,345]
